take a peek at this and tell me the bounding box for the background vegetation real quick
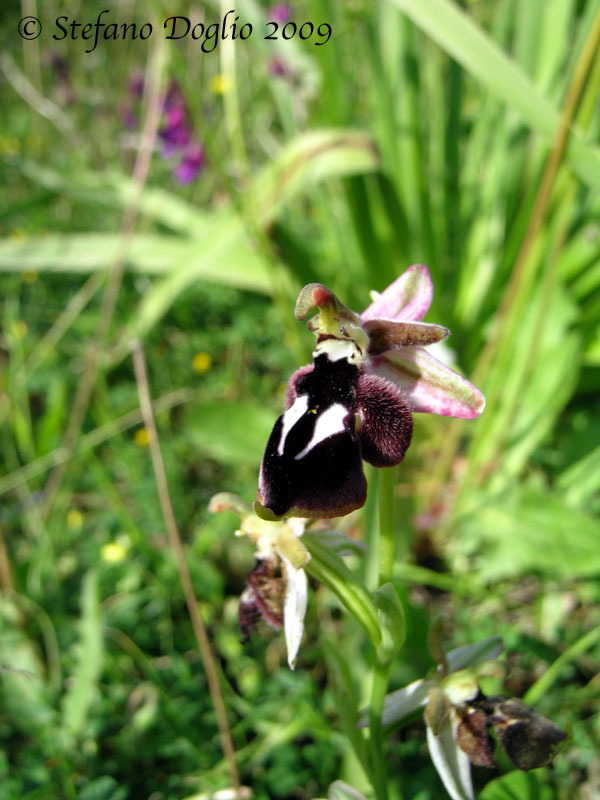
[1,0,599,798]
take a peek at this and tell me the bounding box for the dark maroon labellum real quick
[459,695,567,772]
[258,341,413,519]
[238,558,284,641]
[491,698,567,771]
[455,706,496,768]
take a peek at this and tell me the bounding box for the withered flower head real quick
[488,697,567,771]
[209,493,309,669]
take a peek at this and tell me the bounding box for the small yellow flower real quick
[21,270,38,284]
[0,137,19,156]
[101,542,127,563]
[192,351,212,374]
[134,427,152,447]
[10,320,28,340]
[66,509,84,531]
[210,73,232,94]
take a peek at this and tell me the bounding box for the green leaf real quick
[372,582,405,665]
[61,570,103,739]
[3,130,380,366]
[20,162,211,235]
[322,641,369,775]
[0,229,274,292]
[456,486,600,581]
[187,402,275,467]
[557,442,600,507]
[535,0,576,93]
[249,129,379,227]
[111,129,379,360]
[78,776,128,800]
[0,597,57,736]
[389,0,600,189]
[445,636,504,673]
[303,532,381,648]
[501,333,581,479]
[305,529,367,557]
[358,678,434,728]
[328,782,369,800]
[479,770,555,800]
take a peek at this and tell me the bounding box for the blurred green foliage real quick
[1,0,599,798]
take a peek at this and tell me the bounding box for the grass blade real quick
[389,0,600,189]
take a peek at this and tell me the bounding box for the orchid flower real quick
[360,265,485,418]
[426,683,566,799]
[358,637,565,800]
[208,493,309,669]
[257,265,485,520]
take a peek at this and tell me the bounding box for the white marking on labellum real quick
[314,337,360,363]
[294,403,348,460]
[278,394,309,456]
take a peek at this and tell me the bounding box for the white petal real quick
[278,394,309,455]
[288,517,307,538]
[294,403,348,460]
[426,718,475,800]
[282,559,307,670]
[314,337,361,363]
[358,678,434,728]
[328,781,370,800]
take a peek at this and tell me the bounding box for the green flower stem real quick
[369,660,391,800]
[378,466,396,587]
[367,466,402,800]
[362,465,380,589]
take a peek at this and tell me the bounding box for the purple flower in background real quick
[159,82,193,156]
[120,105,138,129]
[268,4,292,23]
[174,142,206,185]
[266,3,293,82]
[269,55,292,78]
[159,81,205,182]
[160,105,193,156]
[128,72,144,98]
[123,74,206,183]
[120,72,145,127]
[46,53,76,106]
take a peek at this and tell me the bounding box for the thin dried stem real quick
[0,527,14,593]
[40,31,166,520]
[131,340,241,796]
